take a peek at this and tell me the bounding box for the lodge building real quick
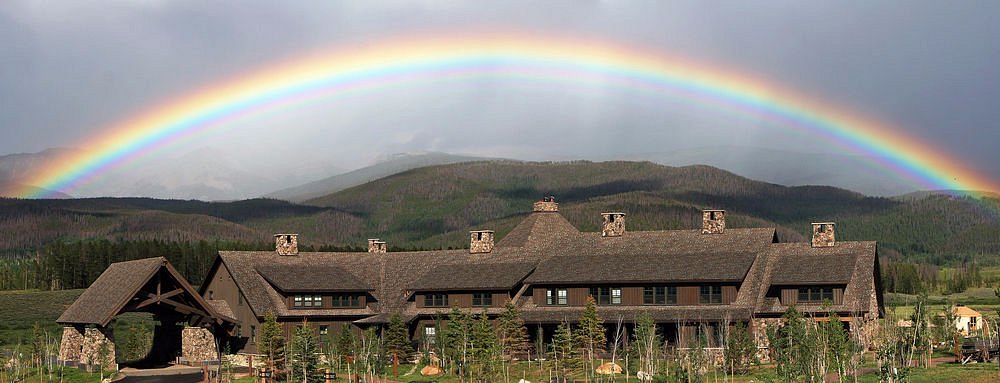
[199,198,884,355]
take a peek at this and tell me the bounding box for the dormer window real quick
[425,293,449,307]
[472,293,493,307]
[798,287,834,303]
[331,294,362,308]
[293,294,323,308]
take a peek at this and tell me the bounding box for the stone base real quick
[181,327,218,363]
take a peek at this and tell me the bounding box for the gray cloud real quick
[2,1,998,197]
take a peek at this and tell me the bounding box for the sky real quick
[2,1,999,197]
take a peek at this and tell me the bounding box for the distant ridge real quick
[0,182,72,199]
[265,152,501,202]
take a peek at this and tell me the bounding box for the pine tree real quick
[384,313,413,367]
[724,321,756,374]
[289,320,322,383]
[576,296,607,366]
[470,311,500,380]
[551,320,578,379]
[336,324,355,365]
[258,311,286,378]
[496,302,530,359]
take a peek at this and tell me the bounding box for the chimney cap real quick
[703,209,725,212]
[812,222,836,225]
[601,212,627,215]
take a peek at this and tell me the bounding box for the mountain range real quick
[1,160,997,266]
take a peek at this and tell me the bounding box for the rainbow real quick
[17,33,1000,198]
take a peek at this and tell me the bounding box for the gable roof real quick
[58,257,234,327]
[755,241,880,315]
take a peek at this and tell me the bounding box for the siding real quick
[417,292,510,308]
[678,287,699,305]
[202,262,261,353]
[722,286,738,305]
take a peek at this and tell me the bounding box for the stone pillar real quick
[80,327,117,371]
[182,326,218,364]
[58,326,85,362]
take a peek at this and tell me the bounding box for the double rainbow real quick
[17,33,1000,198]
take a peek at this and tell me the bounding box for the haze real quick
[2,1,998,199]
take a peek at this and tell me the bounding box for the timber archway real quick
[57,257,237,370]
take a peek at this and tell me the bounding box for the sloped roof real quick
[410,262,536,291]
[57,257,163,325]
[953,306,981,318]
[496,212,580,248]
[526,228,776,284]
[218,246,541,318]
[256,264,372,292]
[755,241,879,315]
[58,257,234,326]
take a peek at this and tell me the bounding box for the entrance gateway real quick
[57,257,238,370]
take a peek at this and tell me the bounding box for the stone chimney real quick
[811,223,836,247]
[274,234,299,256]
[701,210,726,234]
[470,230,495,254]
[601,212,626,237]
[532,196,559,212]
[367,238,387,253]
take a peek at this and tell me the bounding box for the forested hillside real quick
[1,160,998,292]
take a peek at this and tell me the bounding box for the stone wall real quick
[58,326,85,362]
[811,223,836,247]
[274,234,299,256]
[701,210,726,234]
[532,200,558,212]
[601,213,626,237]
[368,239,387,253]
[181,327,218,363]
[751,318,784,362]
[469,231,495,253]
[80,327,116,371]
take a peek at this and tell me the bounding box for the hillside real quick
[1,161,998,267]
[266,151,498,202]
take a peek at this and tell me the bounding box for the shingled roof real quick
[526,228,776,284]
[58,257,163,325]
[755,241,881,315]
[58,257,234,327]
[257,264,373,292]
[410,262,536,291]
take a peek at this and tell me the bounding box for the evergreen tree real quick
[289,320,322,383]
[258,311,286,378]
[384,313,413,366]
[723,321,756,375]
[470,311,500,380]
[336,324,355,365]
[496,302,530,359]
[576,296,607,365]
[551,320,578,379]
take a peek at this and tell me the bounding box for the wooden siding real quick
[678,286,699,305]
[722,286,738,305]
[201,262,261,353]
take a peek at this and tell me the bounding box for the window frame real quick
[699,285,723,305]
[546,288,568,305]
[424,293,449,307]
[588,287,623,305]
[644,286,677,305]
[472,293,493,307]
[797,287,835,303]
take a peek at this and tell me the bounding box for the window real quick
[644,286,677,305]
[238,293,244,306]
[332,294,362,308]
[208,290,214,299]
[293,294,323,307]
[589,287,622,305]
[424,326,437,345]
[236,325,242,338]
[319,325,329,336]
[546,288,568,305]
[473,293,493,307]
[425,293,448,307]
[250,326,256,344]
[797,287,834,303]
[699,286,722,304]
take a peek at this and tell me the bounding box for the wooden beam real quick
[159,297,210,318]
[135,288,185,309]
